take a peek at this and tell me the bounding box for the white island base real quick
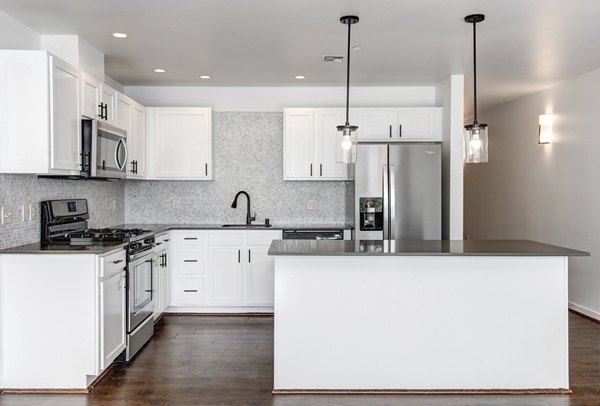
[273,254,571,394]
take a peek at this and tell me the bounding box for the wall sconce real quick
[539,114,553,144]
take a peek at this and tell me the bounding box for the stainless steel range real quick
[41,199,155,361]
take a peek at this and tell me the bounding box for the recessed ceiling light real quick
[294,75,306,80]
[112,32,128,39]
[199,75,211,79]
[352,46,362,51]
[153,68,166,73]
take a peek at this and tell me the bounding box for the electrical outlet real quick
[307,199,317,210]
[172,199,181,209]
[1,205,13,225]
[27,203,34,221]
[112,199,117,211]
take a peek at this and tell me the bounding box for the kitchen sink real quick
[221,224,272,228]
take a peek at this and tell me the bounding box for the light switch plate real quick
[1,205,13,225]
[19,204,25,222]
[172,199,181,209]
[307,199,317,210]
[28,203,33,221]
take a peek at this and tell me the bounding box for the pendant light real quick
[464,14,488,163]
[336,15,359,164]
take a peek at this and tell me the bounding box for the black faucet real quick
[231,191,255,225]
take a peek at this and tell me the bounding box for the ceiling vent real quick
[323,55,344,63]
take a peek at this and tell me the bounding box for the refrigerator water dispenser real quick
[359,197,383,231]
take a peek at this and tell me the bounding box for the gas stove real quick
[40,199,153,247]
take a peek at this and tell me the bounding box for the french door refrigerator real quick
[355,143,441,240]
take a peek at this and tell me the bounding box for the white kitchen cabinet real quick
[169,229,282,312]
[80,73,101,119]
[283,108,351,181]
[355,107,442,141]
[101,84,117,126]
[100,269,126,370]
[207,247,243,305]
[147,107,212,180]
[0,51,82,175]
[116,92,132,132]
[171,231,206,307]
[0,248,127,389]
[127,101,146,178]
[244,246,274,305]
[355,108,396,141]
[283,109,314,179]
[154,233,171,320]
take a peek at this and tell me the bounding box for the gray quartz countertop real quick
[0,223,353,254]
[268,239,590,257]
[114,223,353,234]
[0,241,127,255]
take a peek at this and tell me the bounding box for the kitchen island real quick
[268,239,588,394]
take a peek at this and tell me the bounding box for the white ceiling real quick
[2,0,600,112]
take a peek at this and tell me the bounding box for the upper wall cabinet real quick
[355,108,442,141]
[283,108,352,181]
[80,75,118,128]
[127,100,147,179]
[146,108,212,180]
[0,51,81,175]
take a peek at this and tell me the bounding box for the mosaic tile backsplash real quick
[0,112,353,249]
[125,112,353,225]
[0,175,124,249]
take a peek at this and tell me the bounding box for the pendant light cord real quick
[472,21,478,125]
[345,21,352,126]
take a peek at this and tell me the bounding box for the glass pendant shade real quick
[464,123,488,163]
[336,124,358,163]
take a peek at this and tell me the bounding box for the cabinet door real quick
[283,109,315,180]
[153,108,212,179]
[100,271,126,370]
[127,102,146,178]
[101,84,117,126]
[355,109,396,141]
[116,93,132,132]
[316,109,349,180]
[207,247,243,305]
[396,108,442,141]
[244,247,275,305]
[80,73,101,119]
[161,248,170,312]
[49,56,81,172]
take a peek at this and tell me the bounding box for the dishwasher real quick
[282,229,345,240]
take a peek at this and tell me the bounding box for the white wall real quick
[435,75,464,240]
[0,10,40,49]
[465,67,600,320]
[124,86,437,111]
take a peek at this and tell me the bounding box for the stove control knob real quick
[144,237,155,245]
[129,243,139,251]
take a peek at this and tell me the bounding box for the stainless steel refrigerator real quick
[354,143,441,240]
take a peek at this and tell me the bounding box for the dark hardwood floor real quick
[0,312,598,406]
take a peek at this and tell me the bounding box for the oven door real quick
[96,121,127,179]
[127,249,154,332]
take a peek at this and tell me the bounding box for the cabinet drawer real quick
[177,247,205,275]
[99,249,126,278]
[175,231,206,245]
[208,232,243,246]
[245,230,282,246]
[174,276,205,305]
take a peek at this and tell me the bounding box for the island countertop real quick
[268,239,589,256]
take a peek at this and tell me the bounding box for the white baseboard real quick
[165,306,273,314]
[569,302,600,321]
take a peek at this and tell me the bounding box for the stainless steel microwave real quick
[82,120,128,179]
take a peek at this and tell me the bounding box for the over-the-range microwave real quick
[81,119,128,179]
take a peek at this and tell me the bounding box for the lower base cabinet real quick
[100,269,126,370]
[169,230,282,312]
[0,249,127,389]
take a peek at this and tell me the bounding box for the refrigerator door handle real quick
[382,164,389,239]
[389,165,396,240]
